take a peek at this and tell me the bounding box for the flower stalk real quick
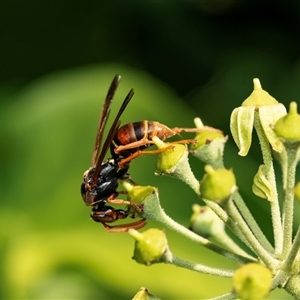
[253,114,283,255]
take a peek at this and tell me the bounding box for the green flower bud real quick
[252,165,273,201]
[294,181,300,203]
[153,136,200,194]
[200,165,237,202]
[190,118,227,167]
[121,180,157,218]
[274,102,300,142]
[154,136,188,173]
[233,263,272,300]
[123,181,157,206]
[129,228,171,266]
[189,204,225,238]
[242,78,278,106]
[190,118,225,149]
[192,130,225,149]
[132,287,161,300]
[230,78,286,156]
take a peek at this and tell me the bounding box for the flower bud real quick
[132,287,161,300]
[189,204,225,238]
[129,228,171,266]
[123,181,157,205]
[121,181,157,218]
[153,136,200,194]
[190,118,227,166]
[242,78,278,106]
[200,165,237,202]
[274,102,300,142]
[233,263,272,300]
[154,137,188,174]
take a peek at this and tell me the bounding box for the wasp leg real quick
[117,138,196,169]
[106,193,144,214]
[114,138,155,155]
[91,205,127,222]
[91,204,147,233]
[106,197,142,213]
[103,218,147,233]
[168,139,196,145]
[118,145,175,168]
[171,127,202,133]
[172,126,223,134]
[125,177,138,185]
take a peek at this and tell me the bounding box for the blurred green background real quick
[1,2,300,299]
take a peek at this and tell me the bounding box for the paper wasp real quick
[81,75,194,232]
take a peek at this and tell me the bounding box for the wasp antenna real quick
[91,75,122,167]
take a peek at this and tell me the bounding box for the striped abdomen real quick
[111,120,176,157]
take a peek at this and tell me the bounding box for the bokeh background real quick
[1,1,300,299]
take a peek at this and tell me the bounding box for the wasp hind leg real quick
[91,194,146,232]
[103,218,147,233]
[91,205,146,233]
[117,138,196,169]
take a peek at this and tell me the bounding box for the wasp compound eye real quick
[80,182,87,199]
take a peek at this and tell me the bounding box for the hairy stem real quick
[169,255,235,277]
[282,143,298,259]
[254,114,283,255]
[143,193,256,264]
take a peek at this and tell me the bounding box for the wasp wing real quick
[91,74,121,167]
[91,86,135,185]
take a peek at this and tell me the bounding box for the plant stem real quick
[232,192,274,253]
[226,199,278,269]
[202,199,256,259]
[282,225,300,273]
[282,143,298,259]
[143,193,256,264]
[169,255,235,277]
[213,229,255,260]
[206,292,237,300]
[254,114,283,255]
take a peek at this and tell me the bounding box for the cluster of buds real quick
[121,79,300,299]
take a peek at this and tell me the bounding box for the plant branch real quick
[282,143,298,259]
[254,114,283,255]
[143,193,256,265]
[169,255,235,277]
[225,199,278,269]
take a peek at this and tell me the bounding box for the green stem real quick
[282,225,300,273]
[226,200,278,269]
[169,255,235,277]
[282,143,298,259]
[213,229,255,261]
[271,269,289,290]
[232,192,274,253]
[202,199,256,258]
[143,193,255,265]
[285,274,300,299]
[206,292,237,300]
[254,114,283,255]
